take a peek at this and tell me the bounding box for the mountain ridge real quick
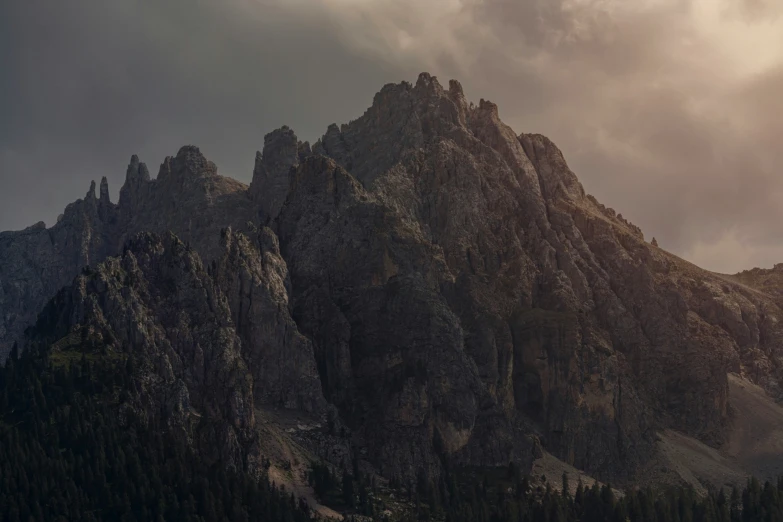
[4,72,783,491]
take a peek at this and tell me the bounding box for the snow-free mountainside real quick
[4,74,783,509]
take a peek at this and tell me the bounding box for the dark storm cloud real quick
[0,0,415,231]
[315,0,783,272]
[2,0,782,273]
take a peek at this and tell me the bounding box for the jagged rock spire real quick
[157,145,218,182]
[6,71,783,491]
[99,176,110,204]
[119,154,150,209]
[250,126,302,222]
[175,145,208,168]
[124,155,150,184]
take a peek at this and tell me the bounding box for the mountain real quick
[4,72,783,500]
[0,241,314,521]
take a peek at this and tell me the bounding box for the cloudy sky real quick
[1,0,781,273]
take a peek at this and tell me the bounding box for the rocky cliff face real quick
[29,228,330,475]
[0,180,119,360]
[284,74,743,479]
[212,225,326,414]
[32,232,259,471]
[0,146,253,361]
[729,264,783,307]
[5,72,783,487]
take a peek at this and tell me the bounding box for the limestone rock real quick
[32,232,258,471]
[0,147,254,359]
[277,155,524,483]
[249,126,303,222]
[5,72,783,489]
[212,225,327,414]
[117,145,255,261]
[303,73,776,482]
[0,179,119,360]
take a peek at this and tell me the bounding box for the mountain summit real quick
[3,73,783,491]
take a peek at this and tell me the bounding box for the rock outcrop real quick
[212,225,326,414]
[0,146,253,361]
[5,72,783,487]
[729,263,783,307]
[32,232,259,471]
[117,145,255,261]
[0,181,119,360]
[250,126,309,222]
[277,155,518,483]
[275,73,783,482]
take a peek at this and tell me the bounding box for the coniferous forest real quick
[0,343,310,522]
[4,340,783,522]
[311,448,783,522]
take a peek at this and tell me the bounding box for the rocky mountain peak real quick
[477,98,500,118]
[84,177,114,209]
[448,78,465,97]
[176,144,210,166]
[99,176,110,203]
[518,133,585,203]
[249,125,301,221]
[414,71,445,96]
[126,154,150,182]
[6,72,783,491]
[119,154,151,208]
[447,79,469,124]
[158,145,218,183]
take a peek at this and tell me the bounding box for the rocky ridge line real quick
[3,73,783,488]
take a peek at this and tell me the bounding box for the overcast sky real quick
[1,0,782,273]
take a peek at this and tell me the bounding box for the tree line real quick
[5,337,783,521]
[310,441,783,522]
[0,342,311,522]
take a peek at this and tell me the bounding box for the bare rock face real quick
[117,145,255,261]
[731,263,783,307]
[6,72,783,488]
[276,155,530,483]
[299,72,783,482]
[212,225,327,414]
[0,182,119,360]
[249,126,308,222]
[0,146,254,360]
[300,73,652,479]
[33,232,259,471]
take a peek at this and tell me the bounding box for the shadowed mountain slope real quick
[4,73,783,488]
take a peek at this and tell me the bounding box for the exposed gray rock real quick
[276,155,526,483]
[0,146,254,360]
[33,232,259,471]
[117,145,255,261]
[212,225,327,414]
[301,72,779,483]
[250,126,303,222]
[0,179,118,360]
[5,72,783,489]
